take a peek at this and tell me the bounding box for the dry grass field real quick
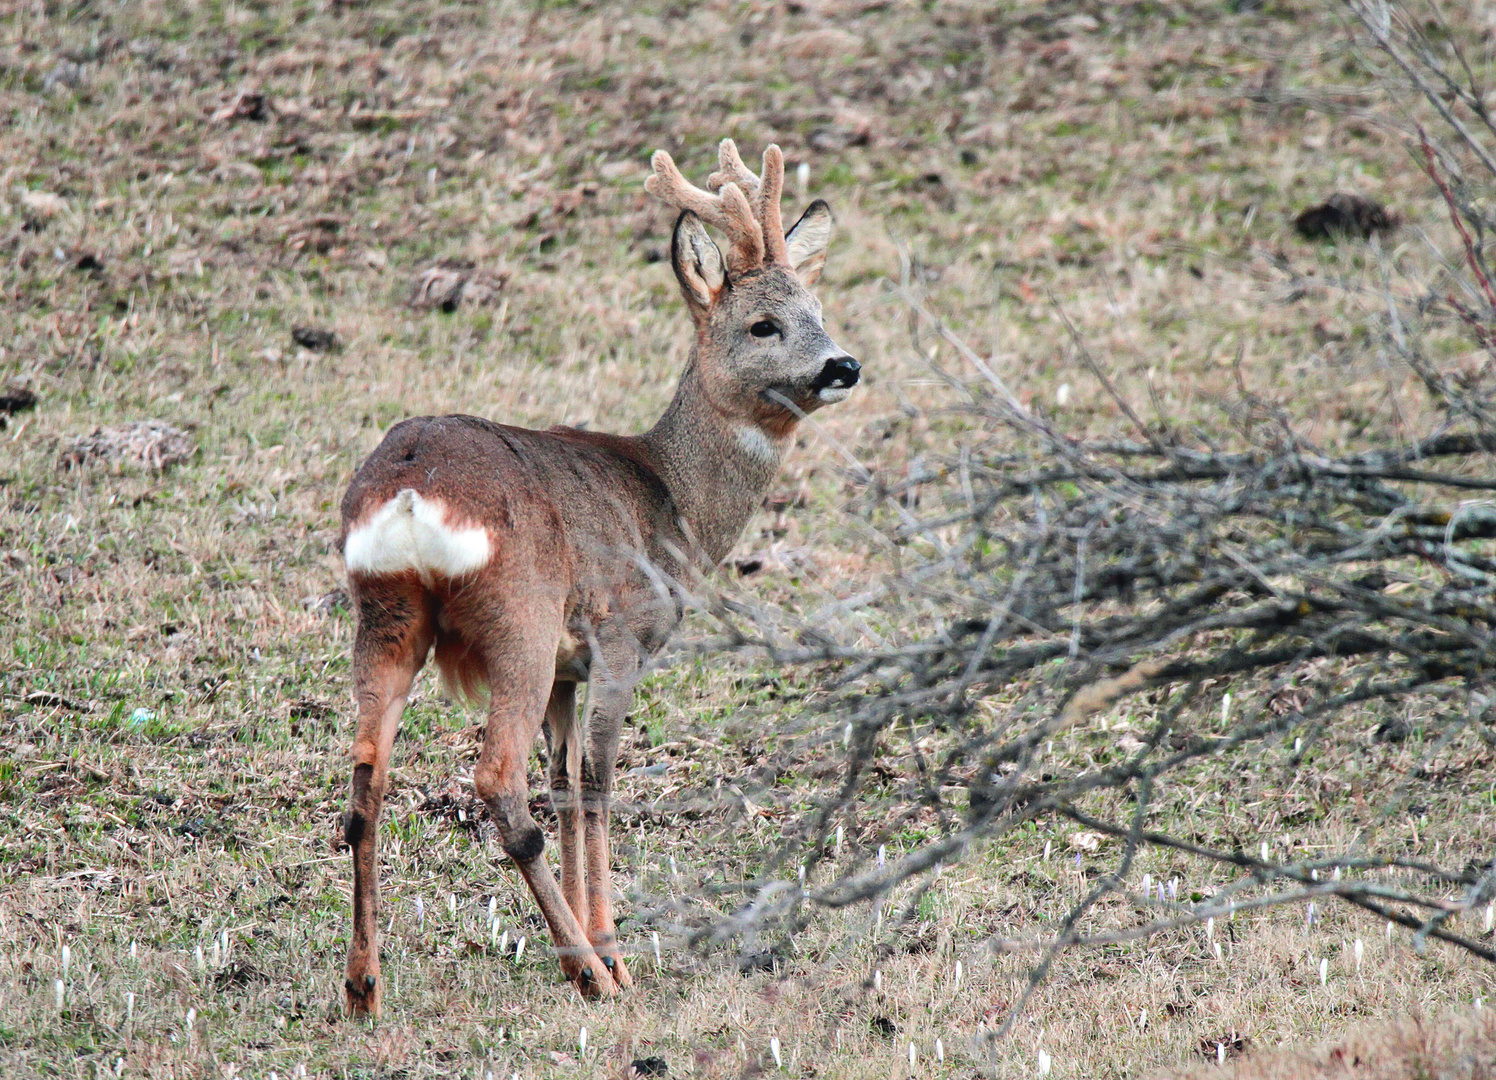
[2,0,1494,1077]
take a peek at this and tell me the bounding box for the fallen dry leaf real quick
[59,420,196,472]
[20,190,68,217]
[1068,831,1105,853]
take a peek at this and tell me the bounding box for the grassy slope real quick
[1,0,1492,1077]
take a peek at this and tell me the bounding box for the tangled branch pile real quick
[813,353,1495,932]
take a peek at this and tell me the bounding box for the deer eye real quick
[749,320,781,338]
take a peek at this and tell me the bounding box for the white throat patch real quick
[344,489,491,586]
[734,424,781,465]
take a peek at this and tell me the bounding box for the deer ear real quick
[784,199,833,285]
[671,211,727,315]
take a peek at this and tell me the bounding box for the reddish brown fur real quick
[335,143,856,1017]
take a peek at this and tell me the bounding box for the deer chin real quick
[758,386,814,417]
[816,385,853,404]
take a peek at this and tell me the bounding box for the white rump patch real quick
[344,489,491,586]
[735,424,781,465]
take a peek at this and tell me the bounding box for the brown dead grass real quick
[1160,1009,1496,1080]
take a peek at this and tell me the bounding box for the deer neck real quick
[642,358,787,566]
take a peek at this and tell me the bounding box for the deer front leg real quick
[544,682,588,924]
[582,671,636,989]
[343,577,432,1019]
[475,655,614,997]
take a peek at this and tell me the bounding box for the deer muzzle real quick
[811,356,861,402]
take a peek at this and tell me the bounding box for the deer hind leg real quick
[474,636,614,997]
[581,663,638,989]
[343,573,433,1019]
[544,682,588,925]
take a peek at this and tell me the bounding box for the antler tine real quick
[646,150,731,232]
[719,182,763,273]
[757,145,789,267]
[707,138,760,195]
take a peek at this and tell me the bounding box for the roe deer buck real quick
[336,139,859,1016]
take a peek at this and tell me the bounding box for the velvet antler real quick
[647,139,790,276]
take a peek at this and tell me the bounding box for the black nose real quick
[811,356,861,392]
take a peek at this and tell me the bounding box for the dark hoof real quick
[601,953,633,991]
[569,957,618,998]
[344,972,380,1019]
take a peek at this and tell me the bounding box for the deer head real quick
[647,140,859,435]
